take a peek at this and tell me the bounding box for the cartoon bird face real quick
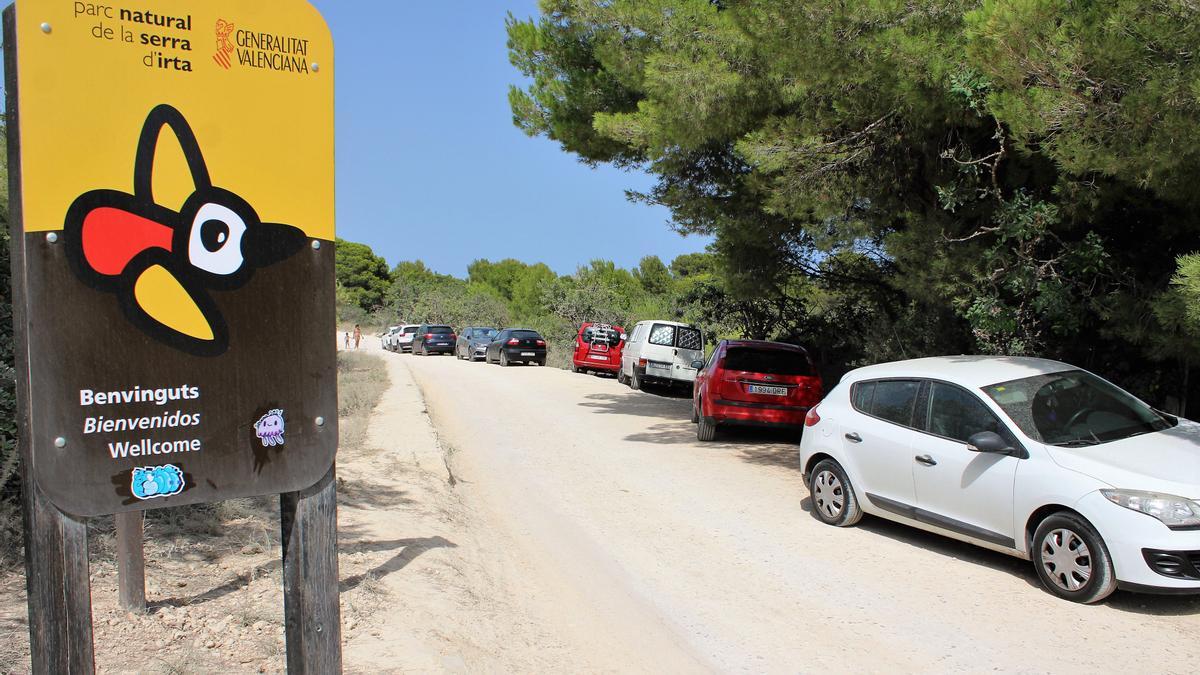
[63,104,306,356]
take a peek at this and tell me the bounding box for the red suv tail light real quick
[424,333,433,339]
[448,333,457,341]
[507,338,520,345]
[804,406,821,427]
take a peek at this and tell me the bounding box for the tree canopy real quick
[507,0,1200,410]
[335,238,392,315]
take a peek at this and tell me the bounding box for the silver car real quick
[456,327,498,361]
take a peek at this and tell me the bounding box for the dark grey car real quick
[411,324,456,355]
[456,327,498,361]
[485,328,547,366]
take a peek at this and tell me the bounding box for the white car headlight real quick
[1101,489,1200,529]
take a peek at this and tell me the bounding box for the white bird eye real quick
[188,203,247,275]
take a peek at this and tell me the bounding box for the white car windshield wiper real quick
[1052,439,1101,447]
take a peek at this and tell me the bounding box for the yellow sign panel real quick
[16,0,334,240]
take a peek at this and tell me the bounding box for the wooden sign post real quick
[5,0,341,670]
[115,512,146,612]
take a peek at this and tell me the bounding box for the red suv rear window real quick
[582,325,621,346]
[724,347,813,376]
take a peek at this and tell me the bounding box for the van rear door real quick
[672,325,704,382]
[583,324,621,367]
[646,323,703,382]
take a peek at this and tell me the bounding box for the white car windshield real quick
[983,370,1176,446]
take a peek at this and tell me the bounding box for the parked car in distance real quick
[572,323,625,375]
[411,324,456,356]
[619,320,704,391]
[382,325,403,351]
[692,340,823,441]
[799,355,1200,603]
[394,324,419,352]
[457,326,498,361]
[486,328,546,366]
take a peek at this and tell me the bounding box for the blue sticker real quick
[254,408,285,447]
[131,464,185,500]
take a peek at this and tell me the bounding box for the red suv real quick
[571,322,625,375]
[691,340,823,441]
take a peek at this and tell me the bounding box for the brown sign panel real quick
[11,0,336,516]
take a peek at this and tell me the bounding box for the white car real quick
[394,324,419,353]
[799,355,1200,603]
[619,320,704,390]
[381,325,402,351]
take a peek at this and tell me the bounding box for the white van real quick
[619,320,705,390]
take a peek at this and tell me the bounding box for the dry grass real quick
[337,351,389,452]
[0,499,23,571]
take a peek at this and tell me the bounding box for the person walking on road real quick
[353,324,362,349]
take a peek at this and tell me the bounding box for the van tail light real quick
[638,358,647,367]
[536,339,546,346]
[507,338,520,345]
[805,406,821,427]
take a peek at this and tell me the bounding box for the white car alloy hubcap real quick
[1041,528,1092,591]
[813,470,844,519]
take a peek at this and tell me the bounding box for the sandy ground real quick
[373,343,1200,673]
[339,344,572,673]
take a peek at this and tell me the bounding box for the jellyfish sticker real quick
[254,408,286,447]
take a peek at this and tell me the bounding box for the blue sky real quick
[312,0,710,276]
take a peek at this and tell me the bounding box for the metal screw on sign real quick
[311,240,321,250]
[54,437,66,448]
[315,416,325,426]
[39,22,50,33]
[45,232,58,243]
[311,62,320,73]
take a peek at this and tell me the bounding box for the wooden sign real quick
[10,0,337,516]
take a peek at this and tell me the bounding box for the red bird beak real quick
[80,207,173,275]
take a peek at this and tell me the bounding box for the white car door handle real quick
[844,432,862,443]
[915,454,937,466]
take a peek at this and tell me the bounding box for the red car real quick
[571,322,626,375]
[691,340,823,441]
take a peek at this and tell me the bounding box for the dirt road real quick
[383,346,1200,672]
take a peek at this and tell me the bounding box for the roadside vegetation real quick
[337,351,390,452]
[497,1,1200,415]
[338,249,745,372]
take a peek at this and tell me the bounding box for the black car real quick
[411,324,456,355]
[486,328,547,366]
[456,326,498,361]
